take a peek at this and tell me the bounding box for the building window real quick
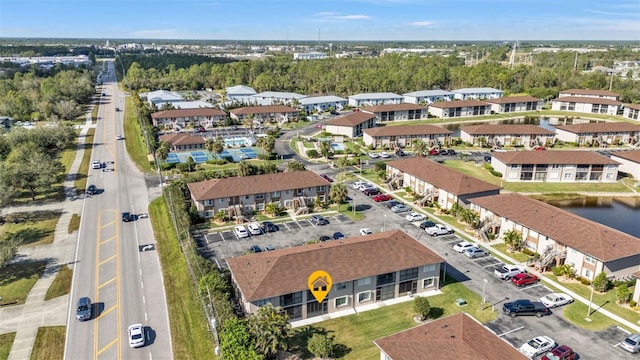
[585,255,596,265]
[335,282,347,291]
[335,296,348,308]
[204,210,215,218]
[271,191,281,197]
[399,267,418,281]
[583,268,592,279]
[358,291,371,303]
[204,199,214,206]
[357,277,372,287]
[317,186,326,192]
[256,203,265,211]
[377,272,396,286]
[255,193,265,200]
[255,299,270,307]
[423,278,435,288]
[423,264,436,273]
[564,173,573,179]
[280,291,302,306]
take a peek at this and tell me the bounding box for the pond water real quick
[549,197,640,238]
[442,116,602,137]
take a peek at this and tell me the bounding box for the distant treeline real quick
[120,51,640,103]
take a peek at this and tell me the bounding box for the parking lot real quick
[195,180,634,359]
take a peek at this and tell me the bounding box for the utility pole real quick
[574,52,578,72]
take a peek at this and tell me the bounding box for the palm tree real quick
[286,161,306,172]
[256,135,276,156]
[156,141,171,162]
[318,141,332,160]
[248,304,291,360]
[503,229,524,252]
[207,136,225,158]
[237,160,253,176]
[412,139,427,158]
[243,113,256,131]
[329,183,347,212]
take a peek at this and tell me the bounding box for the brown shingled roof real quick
[560,89,620,97]
[158,133,205,146]
[151,108,225,119]
[460,124,554,136]
[610,150,640,164]
[387,158,500,196]
[485,96,542,104]
[226,230,444,301]
[229,105,299,115]
[555,122,640,134]
[363,125,453,137]
[428,100,490,109]
[187,170,329,200]
[325,111,376,127]
[469,193,640,262]
[491,150,620,165]
[553,96,622,106]
[625,103,640,111]
[361,103,427,112]
[374,313,527,360]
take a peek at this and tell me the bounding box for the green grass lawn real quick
[149,197,215,359]
[123,97,153,173]
[0,260,47,305]
[491,243,532,263]
[0,332,15,360]
[0,211,61,246]
[68,214,80,234]
[59,148,76,175]
[289,281,497,359]
[44,265,72,301]
[74,128,94,192]
[30,326,65,360]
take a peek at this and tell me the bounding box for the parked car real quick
[86,184,98,195]
[511,273,539,287]
[395,149,406,156]
[542,345,578,360]
[620,333,640,353]
[320,174,334,182]
[368,152,379,159]
[234,225,250,238]
[391,204,410,213]
[373,194,392,202]
[405,212,426,222]
[447,149,457,155]
[453,241,475,253]
[380,151,390,158]
[250,245,262,253]
[503,299,550,318]
[353,181,368,189]
[464,246,490,258]
[363,188,380,196]
[419,221,436,230]
[484,155,492,162]
[319,235,331,242]
[265,244,276,251]
[534,146,547,151]
[262,221,278,232]
[332,232,345,240]
[359,228,373,235]
[91,160,102,169]
[494,264,526,280]
[425,223,454,236]
[385,200,400,209]
[539,292,574,308]
[309,215,329,226]
[357,183,375,192]
[519,336,556,358]
[247,222,263,235]
[438,149,449,155]
[76,297,92,321]
[128,324,145,348]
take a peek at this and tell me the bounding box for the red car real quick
[534,146,546,151]
[511,273,539,287]
[542,345,577,360]
[428,148,439,156]
[373,194,392,202]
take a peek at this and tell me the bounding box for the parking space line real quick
[497,326,524,337]
[518,283,543,291]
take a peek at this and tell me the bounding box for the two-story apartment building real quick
[362,125,453,149]
[139,89,183,107]
[559,88,620,101]
[150,108,227,129]
[554,122,640,145]
[551,96,622,115]
[451,87,504,100]
[361,103,428,122]
[158,133,205,151]
[250,91,307,106]
[490,150,620,182]
[229,105,300,125]
[386,158,501,209]
[460,124,555,147]
[610,150,640,179]
[348,92,404,107]
[324,111,377,138]
[226,230,445,323]
[470,193,640,281]
[402,90,454,104]
[298,95,348,114]
[623,103,640,121]
[225,84,257,103]
[187,170,330,218]
[427,100,491,119]
[374,313,526,360]
[484,95,543,113]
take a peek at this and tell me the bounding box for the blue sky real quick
[1,0,639,41]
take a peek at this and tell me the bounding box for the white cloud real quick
[315,12,371,21]
[333,14,371,20]
[409,21,433,27]
[315,11,339,17]
[583,8,635,16]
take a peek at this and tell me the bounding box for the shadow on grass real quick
[3,210,62,224]
[289,326,351,359]
[0,259,48,288]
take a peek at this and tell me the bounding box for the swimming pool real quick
[331,143,346,151]
[224,137,256,147]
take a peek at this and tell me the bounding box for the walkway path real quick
[0,110,94,360]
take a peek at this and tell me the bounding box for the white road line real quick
[145,312,148,322]
[142,295,146,304]
[149,352,153,360]
[497,326,524,337]
[141,281,144,289]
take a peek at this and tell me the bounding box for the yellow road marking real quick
[98,277,116,289]
[99,304,117,318]
[116,214,121,360]
[99,254,116,266]
[96,338,117,356]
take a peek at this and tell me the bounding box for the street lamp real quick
[481,279,488,310]
[587,282,595,320]
[441,252,448,289]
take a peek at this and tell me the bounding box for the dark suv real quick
[86,184,97,195]
[122,212,133,222]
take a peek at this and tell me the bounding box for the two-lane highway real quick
[64,60,172,360]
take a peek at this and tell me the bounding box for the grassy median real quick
[0,260,47,305]
[30,326,65,360]
[149,197,215,359]
[44,265,72,301]
[0,332,16,360]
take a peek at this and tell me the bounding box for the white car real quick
[380,151,390,158]
[368,152,379,158]
[539,293,574,308]
[353,181,367,189]
[405,212,426,222]
[357,183,375,192]
[453,241,475,253]
[359,228,373,235]
[234,225,250,238]
[247,222,262,235]
[91,160,102,169]
[518,336,555,358]
[128,323,145,348]
[116,135,124,140]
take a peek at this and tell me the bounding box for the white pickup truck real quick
[425,223,454,236]
[494,264,526,280]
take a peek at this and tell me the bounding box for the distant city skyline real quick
[1,0,639,41]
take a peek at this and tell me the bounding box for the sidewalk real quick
[0,111,94,360]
